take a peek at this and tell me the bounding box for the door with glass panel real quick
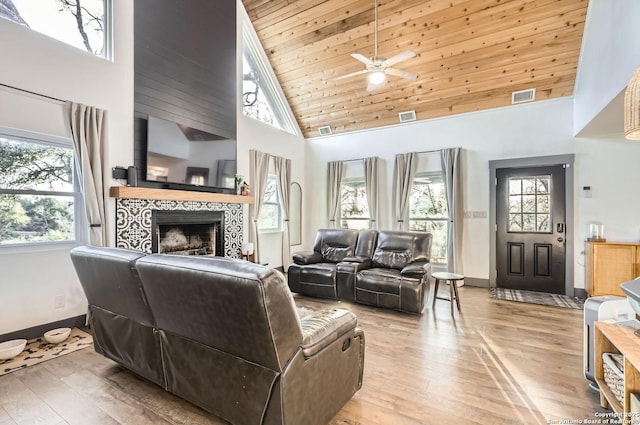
[496,165,566,294]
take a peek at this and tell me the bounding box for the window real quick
[508,175,551,232]
[257,175,281,231]
[340,178,370,230]
[242,10,298,134]
[0,128,81,246]
[409,171,449,263]
[2,0,111,59]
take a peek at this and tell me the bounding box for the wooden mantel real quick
[110,186,254,204]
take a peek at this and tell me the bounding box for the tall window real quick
[257,175,281,231]
[0,128,81,246]
[2,0,111,59]
[409,171,449,264]
[242,10,298,134]
[340,178,370,230]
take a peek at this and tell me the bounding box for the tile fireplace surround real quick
[111,187,253,258]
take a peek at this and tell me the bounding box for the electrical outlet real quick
[54,294,65,309]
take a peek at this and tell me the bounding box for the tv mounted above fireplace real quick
[134,114,237,194]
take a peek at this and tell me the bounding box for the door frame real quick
[489,154,575,296]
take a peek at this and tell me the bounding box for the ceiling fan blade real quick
[334,69,369,81]
[385,50,416,66]
[386,67,418,80]
[351,53,373,65]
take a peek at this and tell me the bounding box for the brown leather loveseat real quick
[289,230,432,314]
[70,245,365,425]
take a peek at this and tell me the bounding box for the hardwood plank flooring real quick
[0,287,603,424]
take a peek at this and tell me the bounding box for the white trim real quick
[0,127,86,249]
[0,126,72,148]
[103,0,114,61]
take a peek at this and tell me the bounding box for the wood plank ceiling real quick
[242,0,589,138]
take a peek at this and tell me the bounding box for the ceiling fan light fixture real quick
[368,70,386,85]
[332,0,416,89]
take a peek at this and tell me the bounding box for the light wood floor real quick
[0,286,604,425]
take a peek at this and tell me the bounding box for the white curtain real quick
[249,150,271,261]
[274,155,291,271]
[441,147,463,273]
[66,101,108,246]
[363,157,379,229]
[392,152,417,230]
[327,161,344,228]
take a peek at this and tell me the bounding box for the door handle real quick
[557,223,565,233]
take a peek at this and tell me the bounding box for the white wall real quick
[573,137,640,288]
[306,98,571,284]
[236,1,307,268]
[0,1,133,335]
[573,0,640,136]
[237,115,306,268]
[306,97,640,290]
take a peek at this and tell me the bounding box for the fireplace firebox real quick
[151,210,224,256]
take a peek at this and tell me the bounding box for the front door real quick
[496,165,566,294]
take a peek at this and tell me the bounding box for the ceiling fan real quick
[334,0,418,91]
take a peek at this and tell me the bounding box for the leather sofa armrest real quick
[293,251,323,265]
[300,308,357,357]
[336,258,371,273]
[401,261,431,278]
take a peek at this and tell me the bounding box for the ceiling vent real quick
[318,126,332,136]
[398,110,416,123]
[512,88,536,104]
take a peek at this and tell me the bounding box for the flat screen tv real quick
[137,115,236,193]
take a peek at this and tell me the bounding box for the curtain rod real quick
[0,83,64,103]
[341,149,445,163]
[342,156,377,163]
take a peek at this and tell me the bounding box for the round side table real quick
[432,272,464,314]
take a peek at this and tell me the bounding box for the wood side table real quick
[432,272,464,314]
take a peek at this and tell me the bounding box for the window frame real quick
[339,177,371,230]
[2,0,113,61]
[0,126,85,251]
[257,174,282,233]
[408,170,449,264]
[241,7,300,136]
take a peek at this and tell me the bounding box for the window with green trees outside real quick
[0,130,80,246]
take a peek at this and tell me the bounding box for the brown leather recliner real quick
[288,229,360,299]
[353,231,432,314]
[69,245,164,386]
[71,247,365,425]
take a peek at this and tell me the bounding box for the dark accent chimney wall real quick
[134,0,236,138]
[133,0,237,185]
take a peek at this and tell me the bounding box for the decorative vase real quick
[235,174,244,195]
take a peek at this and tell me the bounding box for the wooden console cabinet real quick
[595,322,640,414]
[585,242,640,297]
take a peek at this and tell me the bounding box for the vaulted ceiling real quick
[242,0,589,138]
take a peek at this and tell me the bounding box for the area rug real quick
[490,288,585,310]
[0,328,93,376]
